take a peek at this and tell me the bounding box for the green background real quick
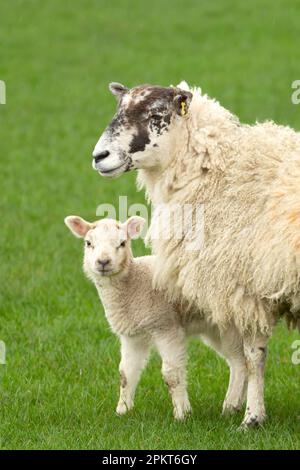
[0,0,299,449]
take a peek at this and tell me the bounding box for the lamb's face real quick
[92,83,193,178]
[83,219,130,278]
[65,215,145,279]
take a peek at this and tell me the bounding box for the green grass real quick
[1,0,300,450]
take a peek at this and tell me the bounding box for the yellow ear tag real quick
[181,101,186,116]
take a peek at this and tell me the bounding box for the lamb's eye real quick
[118,240,126,248]
[85,240,92,248]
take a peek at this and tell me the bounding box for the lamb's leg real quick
[154,328,191,420]
[116,335,150,415]
[240,334,268,429]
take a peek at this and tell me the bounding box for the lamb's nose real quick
[97,258,110,268]
[94,150,110,164]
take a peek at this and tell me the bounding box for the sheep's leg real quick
[200,325,247,414]
[220,328,248,414]
[240,334,268,429]
[154,328,191,420]
[116,335,150,415]
[222,358,248,415]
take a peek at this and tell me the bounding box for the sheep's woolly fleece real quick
[139,82,300,336]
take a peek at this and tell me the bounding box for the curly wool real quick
[138,85,300,336]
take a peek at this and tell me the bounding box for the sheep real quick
[64,215,247,419]
[92,81,300,428]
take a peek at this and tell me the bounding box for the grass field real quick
[1,0,300,450]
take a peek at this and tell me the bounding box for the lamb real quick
[92,81,300,428]
[64,215,247,419]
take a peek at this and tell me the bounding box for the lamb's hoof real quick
[222,402,242,416]
[239,413,266,431]
[174,400,192,421]
[116,401,133,416]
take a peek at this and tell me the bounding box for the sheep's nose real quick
[93,150,110,164]
[97,258,111,268]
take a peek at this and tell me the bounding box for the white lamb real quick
[65,215,246,419]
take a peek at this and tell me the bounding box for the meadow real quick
[0,0,300,450]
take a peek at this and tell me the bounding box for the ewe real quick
[92,82,300,428]
[65,215,246,419]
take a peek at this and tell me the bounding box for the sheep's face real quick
[92,83,193,177]
[65,216,145,279]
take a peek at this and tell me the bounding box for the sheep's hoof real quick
[239,413,266,431]
[116,401,133,416]
[222,402,242,416]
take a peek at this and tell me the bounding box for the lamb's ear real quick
[173,90,193,116]
[109,82,129,99]
[124,216,146,240]
[64,216,92,238]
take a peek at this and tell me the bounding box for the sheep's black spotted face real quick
[92,83,192,178]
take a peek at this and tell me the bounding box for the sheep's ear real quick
[109,82,129,99]
[173,90,193,116]
[124,216,146,240]
[176,80,190,91]
[64,216,92,238]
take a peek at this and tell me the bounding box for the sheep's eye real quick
[150,113,161,121]
[118,240,126,248]
[85,240,92,248]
